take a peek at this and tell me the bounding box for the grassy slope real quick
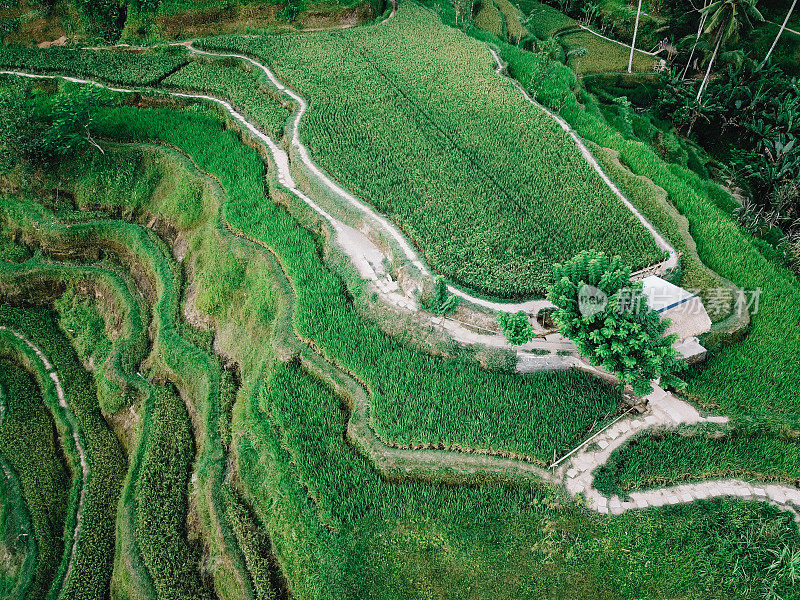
[199,1,664,298]
[516,0,575,36]
[0,306,126,600]
[474,0,503,37]
[62,136,620,464]
[489,0,800,501]
[83,90,800,599]
[1,76,799,600]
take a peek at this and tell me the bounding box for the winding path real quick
[179,41,676,313]
[1,15,797,533]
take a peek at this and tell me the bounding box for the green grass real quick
[52,126,625,465]
[198,1,664,298]
[0,189,254,598]
[496,24,800,424]
[0,46,189,86]
[2,7,800,596]
[75,78,800,598]
[515,0,575,37]
[560,30,655,74]
[0,358,69,600]
[81,99,626,465]
[242,359,800,600]
[594,427,800,499]
[163,59,290,139]
[474,0,503,37]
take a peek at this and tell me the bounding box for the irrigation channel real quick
[1,10,798,528]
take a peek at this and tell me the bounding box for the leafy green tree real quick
[498,310,534,346]
[0,83,114,172]
[547,251,685,396]
[41,84,115,158]
[281,0,305,22]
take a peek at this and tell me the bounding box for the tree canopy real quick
[547,251,685,397]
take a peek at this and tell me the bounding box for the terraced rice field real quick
[197,2,664,297]
[0,0,799,598]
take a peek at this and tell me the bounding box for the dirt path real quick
[560,385,800,524]
[0,326,90,597]
[2,37,797,529]
[219,171,800,527]
[181,14,672,314]
[2,12,678,349]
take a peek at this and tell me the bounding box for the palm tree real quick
[628,0,644,73]
[681,0,711,80]
[695,0,763,101]
[763,0,797,65]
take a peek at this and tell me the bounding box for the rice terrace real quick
[0,0,799,597]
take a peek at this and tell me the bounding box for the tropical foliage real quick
[547,250,685,396]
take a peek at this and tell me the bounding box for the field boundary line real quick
[575,24,660,56]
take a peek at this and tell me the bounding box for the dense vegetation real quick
[198,2,664,297]
[0,306,126,600]
[163,59,290,138]
[0,359,69,600]
[0,46,188,86]
[0,1,799,598]
[594,426,800,498]
[548,250,685,396]
[0,0,388,44]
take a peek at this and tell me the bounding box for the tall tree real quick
[763,0,798,65]
[696,0,763,100]
[682,0,711,80]
[628,0,644,73]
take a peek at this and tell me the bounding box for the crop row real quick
[197,1,663,297]
[163,59,291,139]
[85,99,622,463]
[56,140,285,600]
[0,46,188,86]
[0,306,126,600]
[0,190,249,599]
[0,359,68,600]
[594,428,800,498]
